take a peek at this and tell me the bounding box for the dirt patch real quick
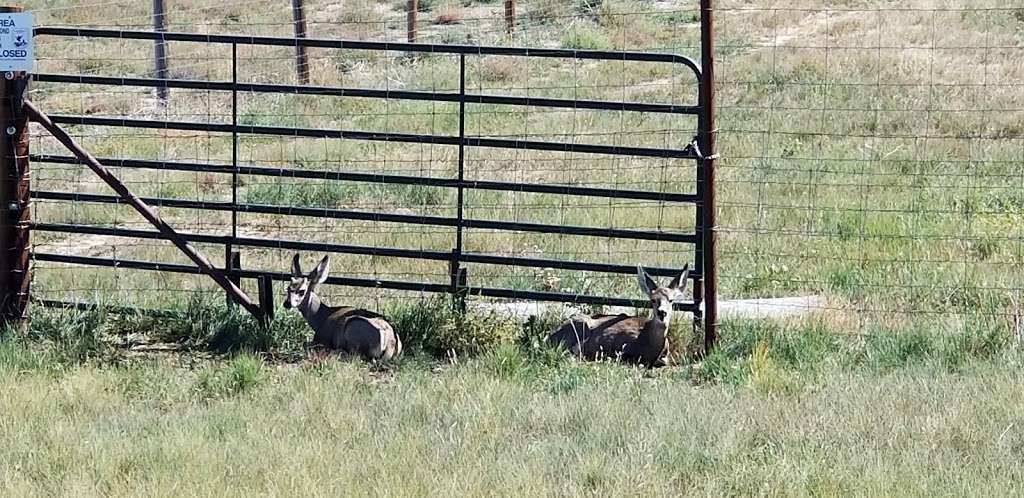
[754,10,858,49]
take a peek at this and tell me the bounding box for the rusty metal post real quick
[291,0,310,85]
[0,5,29,325]
[407,0,417,43]
[504,0,515,35]
[153,0,168,102]
[698,0,718,353]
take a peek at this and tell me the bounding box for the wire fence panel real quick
[712,3,1024,338]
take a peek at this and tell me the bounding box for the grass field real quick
[5,0,1024,495]
[3,305,1024,496]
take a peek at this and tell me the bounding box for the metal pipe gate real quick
[12,13,718,348]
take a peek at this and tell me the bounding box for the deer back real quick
[311,305,401,360]
[581,314,651,360]
[548,314,650,360]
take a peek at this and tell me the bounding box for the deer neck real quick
[638,311,669,348]
[299,290,326,325]
[658,311,672,330]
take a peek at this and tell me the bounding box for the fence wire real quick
[714,3,1024,338]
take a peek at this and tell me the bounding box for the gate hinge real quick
[7,75,28,124]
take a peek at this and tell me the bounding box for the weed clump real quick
[22,306,111,364]
[194,353,267,400]
[387,297,521,358]
[561,25,613,50]
[163,295,307,359]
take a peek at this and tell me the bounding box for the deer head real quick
[284,254,330,313]
[636,264,690,326]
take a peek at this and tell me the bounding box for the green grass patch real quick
[561,25,613,49]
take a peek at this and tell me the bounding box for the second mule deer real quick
[284,254,402,360]
[547,265,689,368]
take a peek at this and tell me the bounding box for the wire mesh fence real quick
[20,0,1024,342]
[713,4,1024,338]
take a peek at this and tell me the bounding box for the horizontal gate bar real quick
[32,222,702,279]
[33,252,699,312]
[33,154,699,204]
[33,27,702,80]
[33,74,699,115]
[41,115,700,160]
[467,286,699,312]
[33,252,453,294]
[33,190,698,243]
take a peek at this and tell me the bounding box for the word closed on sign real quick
[0,12,32,71]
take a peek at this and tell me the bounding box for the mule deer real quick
[284,254,402,360]
[547,265,689,368]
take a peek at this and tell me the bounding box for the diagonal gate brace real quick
[24,101,265,320]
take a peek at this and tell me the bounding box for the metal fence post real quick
[451,53,466,311]
[291,0,310,85]
[153,0,168,102]
[258,275,275,324]
[0,5,29,325]
[225,248,241,307]
[699,0,718,353]
[407,0,418,43]
[227,42,240,307]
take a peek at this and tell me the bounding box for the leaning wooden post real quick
[153,0,168,102]
[291,0,310,85]
[407,0,417,43]
[504,0,515,35]
[0,5,30,325]
[25,101,264,319]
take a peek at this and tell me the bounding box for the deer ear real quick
[636,265,658,296]
[669,264,689,292]
[310,255,331,286]
[291,254,303,277]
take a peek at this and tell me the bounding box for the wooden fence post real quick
[505,0,515,35]
[407,0,417,43]
[153,0,168,102]
[0,5,30,325]
[291,0,310,85]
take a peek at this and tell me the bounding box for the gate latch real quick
[684,136,720,161]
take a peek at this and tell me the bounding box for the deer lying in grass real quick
[284,254,402,361]
[547,265,689,368]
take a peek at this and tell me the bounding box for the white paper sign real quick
[0,13,32,72]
